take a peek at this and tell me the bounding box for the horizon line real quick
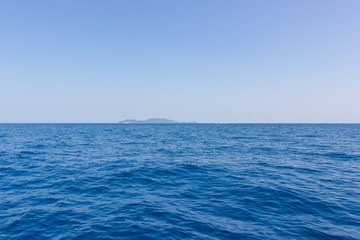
[0,122,359,124]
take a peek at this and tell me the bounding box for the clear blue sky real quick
[1,0,359,123]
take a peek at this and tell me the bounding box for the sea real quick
[0,123,359,240]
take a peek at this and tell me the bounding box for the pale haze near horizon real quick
[1,0,359,123]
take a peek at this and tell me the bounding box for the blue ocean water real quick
[0,124,359,240]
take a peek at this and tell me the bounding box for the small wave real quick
[251,146,276,153]
[323,152,359,160]
[31,144,47,149]
[18,150,46,155]
[301,134,318,138]
[231,136,257,140]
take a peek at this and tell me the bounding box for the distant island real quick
[119,118,196,124]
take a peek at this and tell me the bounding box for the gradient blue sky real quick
[1,0,359,123]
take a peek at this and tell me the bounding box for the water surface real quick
[0,124,359,239]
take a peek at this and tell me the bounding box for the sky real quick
[1,0,359,123]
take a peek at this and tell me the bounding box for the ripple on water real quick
[0,124,360,239]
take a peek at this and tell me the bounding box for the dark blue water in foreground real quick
[1,124,360,240]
